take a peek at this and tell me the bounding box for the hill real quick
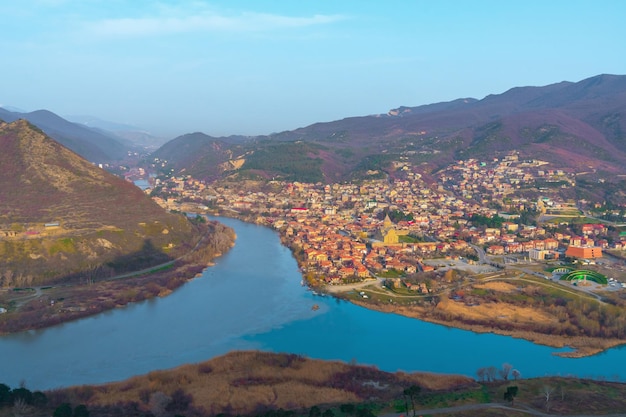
[0,108,129,162]
[152,74,626,183]
[3,351,626,417]
[0,119,205,285]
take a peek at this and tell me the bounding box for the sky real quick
[2,0,626,139]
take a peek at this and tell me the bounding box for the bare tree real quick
[476,367,487,382]
[486,366,498,382]
[149,391,172,417]
[543,385,554,411]
[511,369,521,380]
[499,363,513,381]
[13,397,29,417]
[4,270,15,287]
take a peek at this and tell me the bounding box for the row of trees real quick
[476,363,520,382]
[0,383,89,417]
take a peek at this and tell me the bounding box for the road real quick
[5,222,216,307]
[381,402,626,417]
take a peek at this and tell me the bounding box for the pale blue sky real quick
[2,0,625,138]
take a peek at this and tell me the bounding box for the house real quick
[487,245,505,255]
[565,246,603,259]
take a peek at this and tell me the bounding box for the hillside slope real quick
[0,120,202,284]
[0,108,129,162]
[152,74,626,182]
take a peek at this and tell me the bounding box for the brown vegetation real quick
[0,220,235,334]
[345,276,626,357]
[4,352,626,417]
[55,351,475,417]
[0,120,211,284]
[2,354,625,417]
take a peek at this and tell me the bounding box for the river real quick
[1,217,625,390]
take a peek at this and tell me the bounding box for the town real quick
[145,150,626,295]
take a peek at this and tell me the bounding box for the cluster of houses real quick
[145,155,626,283]
[438,152,575,204]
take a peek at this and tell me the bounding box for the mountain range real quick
[64,114,168,150]
[0,107,130,162]
[152,74,626,183]
[3,74,625,183]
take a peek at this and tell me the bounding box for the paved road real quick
[381,402,626,417]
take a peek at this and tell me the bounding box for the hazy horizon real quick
[3,0,625,139]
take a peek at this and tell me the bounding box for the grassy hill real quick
[2,351,626,417]
[0,120,205,285]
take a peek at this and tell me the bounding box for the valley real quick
[1,73,626,416]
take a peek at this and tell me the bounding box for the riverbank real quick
[5,350,626,417]
[0,220,236,335]
[344,296,625,358]
[218,212,626,359]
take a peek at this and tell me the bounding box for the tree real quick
[543,385,555,411]
[13,397,29,417]
[503,386,518,405]
[0,383,12,406]
[499,363,513,381]
[340,404,355,415]
[166,389,191,414]
[356,408,376,417]
[486,366,498,382]
[403,385,421,416]
[309,405,321,417]
[322,409,335,417]
[73,404,90,417]
[11,387,32,405]
[402,388,410,414]
[511,369,521,380]
[53,403,72,417]
[149,391,171,417]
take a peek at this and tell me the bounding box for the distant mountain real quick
[65,114,168,149]
[152,74,626,182]
[151,132,257,180]
[0,119,203,284]
[0,105,27,113]
[65,114,140,132]
[0,108,129,162]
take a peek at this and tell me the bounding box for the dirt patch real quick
[438,296,556,325]
[474,281,517,292]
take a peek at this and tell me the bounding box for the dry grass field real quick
[348,273,626,358]
[3,352,626,417]
[56,351,475,416]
